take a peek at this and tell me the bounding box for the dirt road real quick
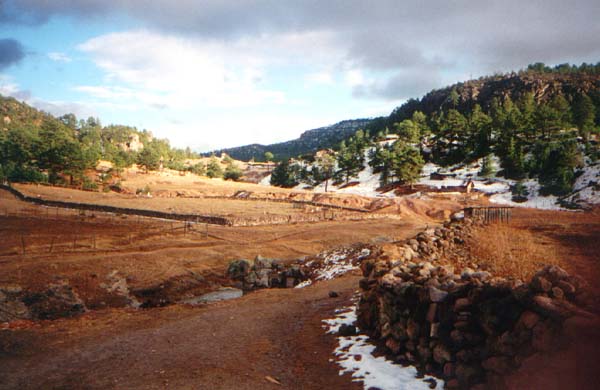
[1,275,363,390]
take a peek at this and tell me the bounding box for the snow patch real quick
[314,148,395,198]
[313,248,371,281]
[294,279,312,289]
[258,174,271,186]
[489,180,564,210]
[323,305,444,390]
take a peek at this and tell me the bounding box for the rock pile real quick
[357,217,594,389]
[227,255,308,290]
[1,281,86,322]
[227,246,373,290]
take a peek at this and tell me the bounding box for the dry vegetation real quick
[467,208,600,286]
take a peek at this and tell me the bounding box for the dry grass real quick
[467,208,600,284]
[468,223,561,281]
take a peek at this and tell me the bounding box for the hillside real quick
[387,67,600,126]
[266,63,600,209]
[208,119,371,161]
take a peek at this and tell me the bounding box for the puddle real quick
[181,287,243,305]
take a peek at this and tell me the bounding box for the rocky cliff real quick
[389,72,600,124]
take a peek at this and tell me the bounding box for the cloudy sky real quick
[1,1,599,151]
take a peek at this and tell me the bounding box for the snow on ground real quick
[563,162,600,206]
[313,247,371,281]
[418,158,510,194]
[258,174,272,186]
[489,179,564,210]
[323,304,444,390]
[313,148,395,198]
[294,279,312,289]
[260,148,598,209]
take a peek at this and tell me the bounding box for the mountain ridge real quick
[206,118,372,161]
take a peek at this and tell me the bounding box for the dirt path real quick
[0,275,364,390]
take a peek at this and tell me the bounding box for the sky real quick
[0,1,599,152]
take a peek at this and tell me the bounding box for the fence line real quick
[463,206,513,224]
[0,184,231,226]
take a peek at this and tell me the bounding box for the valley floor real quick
[1,186,599,389]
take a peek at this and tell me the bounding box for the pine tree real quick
[394,119,420,143]
[573,93,596,139]
[468,104,492,158]
[390,141,424,185]
[479,155,495,177]
[270,159,297,187]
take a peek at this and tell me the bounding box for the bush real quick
[4,164,48,183]
[188,162,206,176]
[511,181,529,202]
[136,185,151,195]
[206,158,223,178]
[82,177,98,191]
[223,164,243,181]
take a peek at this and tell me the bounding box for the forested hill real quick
[385,63,600,127]
[268,62,600,203]
[0,94,199,186]
[207,119,371,161]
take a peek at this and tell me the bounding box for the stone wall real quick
[357,217,594,389]
[0,184,231,225]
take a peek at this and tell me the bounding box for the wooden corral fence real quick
[463,206,513,224]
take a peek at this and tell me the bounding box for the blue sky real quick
[1,1,599,151]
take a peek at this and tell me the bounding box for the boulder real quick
[429,286,448,303]
[517,311,540,329]
[433,344,452,365]
[24,282,86,320]
[227,259,251,280]
[531,275,552,293]
[254,255,274,270]
[531,295,576,319]
[255,269,272,288]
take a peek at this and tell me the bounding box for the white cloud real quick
[1,74,96,118]
[306,71,334,85]
[48,52,72,62]
[344,69,365,87]
[76,30,298,110]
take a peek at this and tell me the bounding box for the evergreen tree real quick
[468,104,492,158]
[315,152,335,192]
[549,94,572,129]
[389,141,424,185]
[411,111,430,137]
[573,93,596,139]
[270,159,298,187]
[394,119,420,143]
[538,140,582,196]
[479,155,495,177]
[518,92,537,140]
[137,143,161,173]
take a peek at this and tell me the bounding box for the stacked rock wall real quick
[357,217,593,389]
